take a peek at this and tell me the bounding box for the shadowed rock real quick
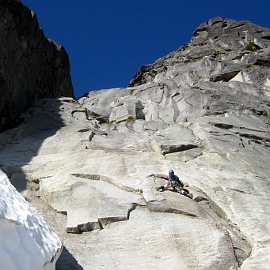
[0,0,74,132]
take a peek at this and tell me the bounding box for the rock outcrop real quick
[0,0,74,132]
[129,17,270,92]
[0,17,270,269]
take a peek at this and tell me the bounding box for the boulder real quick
[109,95,144,123]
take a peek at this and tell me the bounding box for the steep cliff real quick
[0,17,270,270]
[0,0,74,132]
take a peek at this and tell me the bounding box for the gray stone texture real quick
[0,16,270,270]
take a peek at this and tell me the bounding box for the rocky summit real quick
[1,16,270,270]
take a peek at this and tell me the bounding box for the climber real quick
[157,170,183,192]
[157,170,193,199]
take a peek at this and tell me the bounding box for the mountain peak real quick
[129,17,270,87]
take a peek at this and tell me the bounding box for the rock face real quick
[0,17,270,269]
[0,170,62,270]
[0,0,74,132]
[129,16,270,91]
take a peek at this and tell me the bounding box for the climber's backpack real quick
[174,175,184,188]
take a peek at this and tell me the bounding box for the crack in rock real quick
[160,143,199,155]
[66,203,139,233]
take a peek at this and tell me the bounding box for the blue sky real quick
[21,0,270,98]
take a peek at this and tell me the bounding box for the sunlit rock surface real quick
[0,17,270,269]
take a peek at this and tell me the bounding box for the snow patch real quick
[0,170,62,270]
